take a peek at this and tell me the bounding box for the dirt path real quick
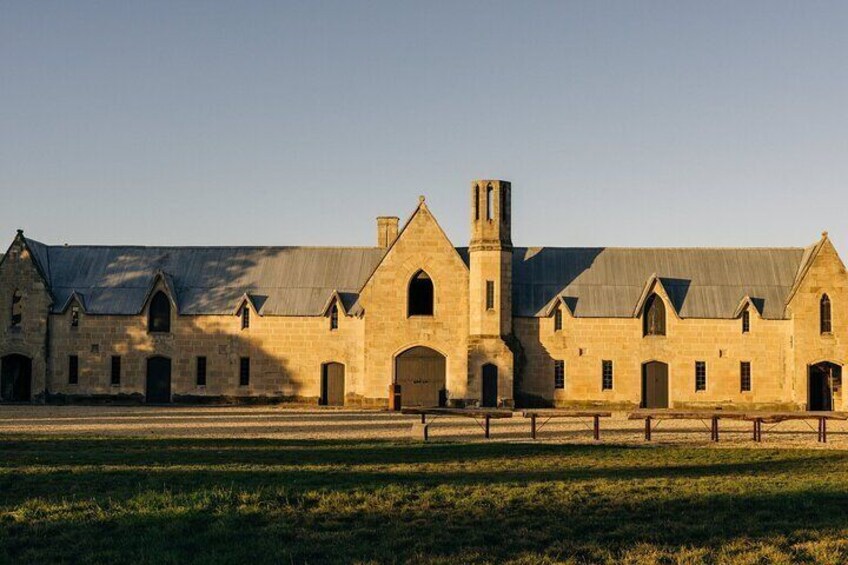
[2,404,846,448]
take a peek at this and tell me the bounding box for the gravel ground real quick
[1,404,847,448]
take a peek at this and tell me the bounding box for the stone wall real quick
[0,235,52,400]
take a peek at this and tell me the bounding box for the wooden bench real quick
[744,412,848,443]
[628,410,748,442]
[521,410,612,440]
[401,407,513,439]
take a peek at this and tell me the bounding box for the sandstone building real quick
[1,180,845,411]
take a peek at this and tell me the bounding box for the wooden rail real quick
[401,407,513,439]
[521,410,612,440]
[629,410,847,443]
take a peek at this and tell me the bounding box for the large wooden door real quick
[481,364,498,407]
[395,347,446,407]
[809,363,840,411]
[321,362,345,406]
[146,356,172,404]
[642,361,669,409]
[1,354,32,402]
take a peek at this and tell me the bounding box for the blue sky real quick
[2,1,846,253]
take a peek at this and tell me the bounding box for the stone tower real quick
[467,180,514,407]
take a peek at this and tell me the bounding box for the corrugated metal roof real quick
[510,247,809,319]
[24,237,810,319]
[25,241,385,316]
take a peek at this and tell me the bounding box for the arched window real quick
[474,185,480,221]
[643,294,666,336]
[10,289,22,327]
[408,271,434,316]
[330,302,339,330]
[821,294,832,334]
[148,291,171,333]
[486,184,494,220]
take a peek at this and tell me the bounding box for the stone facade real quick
[1,182,845,411]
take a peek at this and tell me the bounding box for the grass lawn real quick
[1,438,847,564]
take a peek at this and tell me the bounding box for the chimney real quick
[377,216,399,248]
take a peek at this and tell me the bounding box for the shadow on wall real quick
[44,247,337,405]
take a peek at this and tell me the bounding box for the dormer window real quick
[148,291,171,333]
[643,294,666,337]
[330,303,339,330]
[10,289,22,327]
[741,309,750,334]
[408,271,434,316]
[241,306,250,330]
[821,294,832,334]
[554,307,562,332]
[71,306,80,328]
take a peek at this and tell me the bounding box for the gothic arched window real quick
[821,294,832,334]
[148,291,171,333]
[408,271,434,316]
[643,294,666,336]
[10,289,22,327]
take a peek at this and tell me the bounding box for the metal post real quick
[593,415,600,441]
[645,417,652,441]
[485,415,490,439]
[421,414,426,424]
[531,414,536,440]
[711,416,719,442]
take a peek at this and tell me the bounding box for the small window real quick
[486,184,494,220]
[742,309,750,334]
[554,308,562,332]
[554,360,565,389]
[695,361,706,392]
[643,294,666,336]
[148,291,171,333]
[408,271,434,316]
[740,361,752,392]
[71,306,80,328]
[196,356,207,386]
[239,357,250,386]
[330,303,339,330]
[485,281,495,310]
[474,185,480,221]
[241,306,250,330]
[69,355,79,385]
[602,360,613,390]
[10,289,22,327]
[821,294,832,334]
[111,356,121,386]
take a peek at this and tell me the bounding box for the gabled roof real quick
[510,247,807,319]
[22,239,385,316]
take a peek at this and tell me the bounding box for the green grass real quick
[1,438,847,564]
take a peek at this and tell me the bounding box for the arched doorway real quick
[809,362,841,411]
[1,354,32,402]
[641,361,669,409]
[481,364,498,407]
[395,346,446,407]
[146,356,172,404]
[320,362,345,406]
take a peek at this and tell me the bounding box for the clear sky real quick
[2,1,846,253]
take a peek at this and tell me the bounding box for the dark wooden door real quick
[481,364,498,407]
[395,347,446,407]
[1,354,32,402]
[146,357,172,404]
[809,364,835,411]
[321,363,345,406]
[642,362,669,409]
